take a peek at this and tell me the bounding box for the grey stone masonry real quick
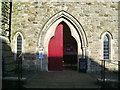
[11,1,119,72]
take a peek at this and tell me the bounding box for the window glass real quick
[17,35,22,57]
[103,35,109,60]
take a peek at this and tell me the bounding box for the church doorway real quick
[48,22,77,71]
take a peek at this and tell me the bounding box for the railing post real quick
[17,54,22,88]
[101,60,106,88]
[118,61,120,89]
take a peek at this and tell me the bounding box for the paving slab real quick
[23,71,101,89]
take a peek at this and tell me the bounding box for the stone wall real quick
[11,1,119,72]
[1,1,16,76]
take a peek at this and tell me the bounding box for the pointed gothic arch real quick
[38,10,88,71]
[100,31,113,60]
[12,32,24,60]
[38,10,87,52]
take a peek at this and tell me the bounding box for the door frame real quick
[38,11,88,71]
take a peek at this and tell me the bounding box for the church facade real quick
[9,1,119,72]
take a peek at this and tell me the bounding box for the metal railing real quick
[22,59,43,72]
[100,60,119,88]
[118,61,120,89]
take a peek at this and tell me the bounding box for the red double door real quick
[48,24,64,70]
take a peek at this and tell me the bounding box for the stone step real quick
[97,78,118,88]
[2,77,27,88]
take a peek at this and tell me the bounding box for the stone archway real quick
[38,10,88,71]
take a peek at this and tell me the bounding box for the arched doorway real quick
[48,22,77,71]
[38,11,88,71]
[63,22,77,70]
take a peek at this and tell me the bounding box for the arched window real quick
[17,35,22,58]
[12,32,24,61]
[100,31,113,60]
[103,35,109,60]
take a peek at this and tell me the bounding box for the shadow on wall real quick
[1,37,16,77]
[1,37,118,74]
[1,35,118,73]
[21,53,118,73]
[1,37,20,89]
[1,36,119,89]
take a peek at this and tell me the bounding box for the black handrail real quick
[118,61,120,89]
[101,60,105,88]
[17,55,22,88]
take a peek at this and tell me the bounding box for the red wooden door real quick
[48,24,64,70]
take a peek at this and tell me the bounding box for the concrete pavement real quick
[23,70,101,89]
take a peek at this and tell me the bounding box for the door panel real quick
[48,24,64,70]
